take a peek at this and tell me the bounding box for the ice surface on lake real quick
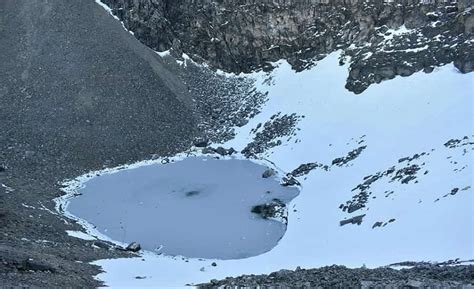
[67,157,299,259]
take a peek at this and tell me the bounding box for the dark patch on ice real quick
[185,190,200,197]
[66,157,299,260]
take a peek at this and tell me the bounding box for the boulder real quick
[19,259,56,272]
[340,214,366,226]
[281,176,300,187]
[126,242,141,252]
[262,168,276,178]
[201,147,216,154]
[193,139,209,148]
[215,146,227,156]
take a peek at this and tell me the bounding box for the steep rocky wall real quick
[102,0,473,93]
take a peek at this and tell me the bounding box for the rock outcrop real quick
[102,0,473,93]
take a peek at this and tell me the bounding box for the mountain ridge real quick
[102,0,473,93]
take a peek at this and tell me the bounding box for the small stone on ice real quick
[262,168,276,178]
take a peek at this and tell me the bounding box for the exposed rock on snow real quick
[444,136,474,149]
[340,152,427,215]
[332,145,367,167]
[340,214,366,226]
[241,113,302,157]
[251,199,288,224]
[280,175,301,187]
[290,162,328,178]
[339,136,473,219]
[126,242,141,252]
[372,221,384,229]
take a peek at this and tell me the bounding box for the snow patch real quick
[382,25,412,41]
[66,230,97,241]
[95,0,135,35]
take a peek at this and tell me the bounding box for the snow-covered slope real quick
[92,52,473,287]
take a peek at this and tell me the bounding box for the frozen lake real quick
[67,157,299,259]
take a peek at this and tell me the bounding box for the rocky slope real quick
[102,0,473,93]
[198,263,474,288]
[0,0,260,286]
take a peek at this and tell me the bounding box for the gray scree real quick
[67,157,300,259]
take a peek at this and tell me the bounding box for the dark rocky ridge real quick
[198,264,474,288]
[102,0,473,93]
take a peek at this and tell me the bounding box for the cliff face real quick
[102,0,474,93]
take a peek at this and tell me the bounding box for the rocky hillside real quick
[101,0,473,93]
[198,263,474,288]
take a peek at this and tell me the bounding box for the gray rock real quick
[215,146,227,156]
[372,221,383,229]
[251,199,287,223]
[18,259,56,273]
[406,279,423,287]
[193,140,209,148]
[340,214,366,226]
[262,168,276,179]
[201,147,216,154]
[281,176,300,187]
[332,146,367,167]
[93,241,111,250]
[126,242,141,252]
